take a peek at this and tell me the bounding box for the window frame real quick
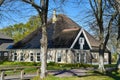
[36,53,40,62]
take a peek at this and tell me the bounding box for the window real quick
[79,37,84,44]
[14,53,17,61]
[79,37,84,49]
[0,53,1,56]
[20,53,24,61]
[37,53,40,61]
[76,53,80,62]
[93,54,97,59]
[47,53,52,61]
[30,53,34,61]
[57,53,61,62]
[4,53,8,56]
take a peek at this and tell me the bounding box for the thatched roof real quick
[84,30,100,48]
[0,32,13,40]
[11,14,100,50]
[0,43,13,51]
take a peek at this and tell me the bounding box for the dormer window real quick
[79,37,84,49]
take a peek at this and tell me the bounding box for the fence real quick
[0,66,40,80]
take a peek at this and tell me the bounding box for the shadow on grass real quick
[87,69,120,80]
[52,68,120,80]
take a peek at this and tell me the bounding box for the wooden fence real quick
[0,66,40,80]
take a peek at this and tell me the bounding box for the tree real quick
[0,0,4,6]
[88,0,118,72]
[116,14,120,69]
[22,0,49,79]
[0,15,40,42]
[113,0,120,69]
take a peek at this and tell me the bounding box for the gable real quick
[73,32,90,50]
[70,29,92,49]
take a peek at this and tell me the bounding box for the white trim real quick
[29,53,34,62]
[36,53,40,62]
[70,28,92,49]
[82,30,92,49]
[70,28,83,49]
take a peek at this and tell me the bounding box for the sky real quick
[0,0,91,30]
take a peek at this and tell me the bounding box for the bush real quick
[48,63,93,69]
[0,61,41,66]
[47,62,55,66]
[112,53,118,63]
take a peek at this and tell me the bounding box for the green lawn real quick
[0,61,119,80]
[32,75,119,80]
[32,71,120,80]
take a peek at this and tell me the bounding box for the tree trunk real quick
[0,0,4,6]
[116,38,120,70]
[98,43,105,72]
[117,53,120,69]
[40,0,49,79]
[117,15,120,69]
[40,25,48,78]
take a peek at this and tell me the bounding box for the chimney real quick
[52,9,57,23]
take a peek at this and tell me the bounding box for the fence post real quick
[20,70,24,80]
[1,71,5,80]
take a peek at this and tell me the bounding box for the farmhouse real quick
[0,33,13,61]
[8,12,111,64]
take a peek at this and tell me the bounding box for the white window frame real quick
[20,53,24,61]
[14,53,17,61]
[36,53,40,62]
[4,52,8,56]
[79,37,84,49]
[57,52,62,62]
[76,53,81,63]
[84,52,86,63]
[30,53,34,61]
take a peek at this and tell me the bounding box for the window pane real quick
[37,53,40,61]
[30,53,34,61]
[20,53,24,61]
[14,53,17,61]
[4,53,8,56]
[57,53,61,62]
[77,53,79,62]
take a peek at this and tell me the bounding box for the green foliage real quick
[32,75,79,80]
[48,62,93,68]
[0,61,116,71]
[0,61,41,66]
[32,74,120,80]
[112,53,118,63]
[0,15,41,42]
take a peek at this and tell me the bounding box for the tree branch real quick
[0,0,4,6]
[103,12,118,49]
[89,0,99,23]
[22,0,42,10]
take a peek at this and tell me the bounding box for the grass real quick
[32,71,120,80]
[0,61,119,80]
[31,75,118,80]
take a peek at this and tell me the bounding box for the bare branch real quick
[22,0,42,10]
[103,12,118,49]
[0,0,4,6]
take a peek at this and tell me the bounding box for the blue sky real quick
[0,0,90,30]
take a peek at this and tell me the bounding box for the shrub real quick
[47,62,55,66]
[0,61,41,66]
